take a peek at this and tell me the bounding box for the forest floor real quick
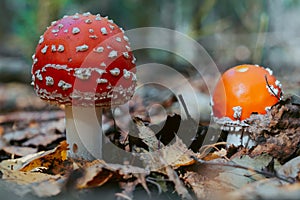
[0,59,299,199]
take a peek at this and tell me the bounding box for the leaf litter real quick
[0,82,299,199]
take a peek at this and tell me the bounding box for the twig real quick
[115,193,132,200]
[146,177,162,195]
[191,155,296,184]
[178,94,192,119]
[198,142,229,160]
[265,75,280,100]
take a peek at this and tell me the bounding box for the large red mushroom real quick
[31,12,136,160]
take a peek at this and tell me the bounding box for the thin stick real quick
[191,155,295,184]
[178,94,192,119]
[146,178,162,195]
[265,75,280,100]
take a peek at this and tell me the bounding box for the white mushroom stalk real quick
[226,132,255,147]
[224,128,256,148]
[215,117,257,148]
[65,106,102,160]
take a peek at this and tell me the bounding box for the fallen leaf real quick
[215,154,281,188]
[2,119,65,144]
[0,141,69,174]
[134,117,195,172]
[277,156,300,180]
[20,141,68,174]
[3,128,40,142]
[0,151,47,171]
[2,146,37,157]
[138,136,195,172]
[31,176,65,197]
[183,170,233,200]
[0,110,64,124]
[248,96,300,162]
[226,179,300,200]
[0,166,64,197]
[133,117,160,151]
[133,118,194,198]
[0,141,70,197]
[0,126,4,136]
[76,162,149,189]
[22,134,63,147]
[183,171,206,199]
[117,179,141,200]
[165,164,192,199]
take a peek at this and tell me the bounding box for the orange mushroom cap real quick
[212,64,283,121]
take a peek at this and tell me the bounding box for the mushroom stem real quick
[65,105,103,160]
[226,131,256,148]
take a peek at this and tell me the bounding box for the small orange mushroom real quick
[212,64,282,122]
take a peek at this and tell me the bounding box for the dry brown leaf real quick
[0,141,68,173]
[226,179,300,200]
[31,177,65,197]
[117,179,140,200]
[214,155,280,189]
[0,151,47,171]
[134,118,195,172]
[0,166,64,197]
[248,96,300,162]
[183,170,234,200]
[1,167,60,184]
[20,141,68,173]
[0,141,70,197]
[186,154,286,198]
[3,128,40,142]
[3,119,65,144]
[133,117,160,151]
[183,171,206,199]
[0,110,64,124]
[76,162,149,189]
[138,136,195,173]
[277,156,300,180]
[133,118,193,198]
[2,146,37,157]
[165,164,193,200]
[22,134,62,146]
[0,126,4,136]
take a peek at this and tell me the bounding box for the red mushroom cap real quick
[31,13,136,107]
[212,64,283,123]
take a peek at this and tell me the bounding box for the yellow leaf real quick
[0,141,69,174]
[20,141,69,173]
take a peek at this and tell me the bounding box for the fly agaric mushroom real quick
[211,64,283,147]
[31,12,136,160]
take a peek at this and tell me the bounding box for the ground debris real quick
[0,116,65,160]
[0,82,298,199]
[247,95,300,162]
[0,141,69,197]
[0,110,64,124]
[2,146,37,157]
[225,179,300,200]
[133,117,196,172]
[76,161,150,189]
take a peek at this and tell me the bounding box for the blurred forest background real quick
[0,0,299,112]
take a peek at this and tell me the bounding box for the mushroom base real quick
[226,131,256,148]
[65,105,103,160]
